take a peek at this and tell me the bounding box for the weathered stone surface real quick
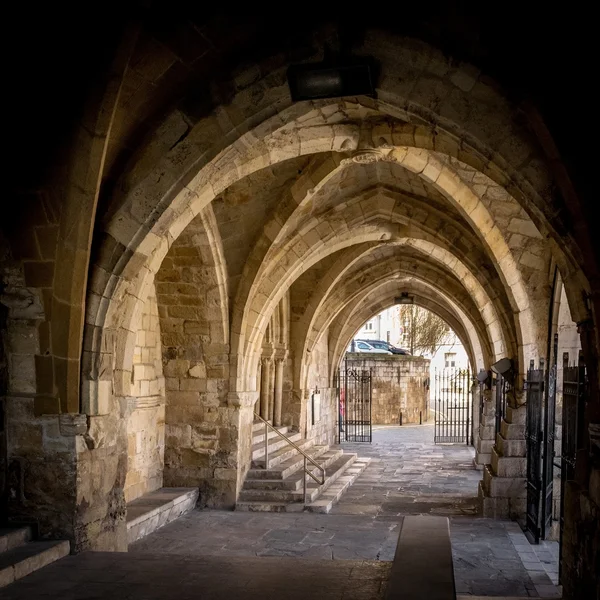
[345,354,430,424]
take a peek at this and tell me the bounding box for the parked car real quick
[356,339,411,355]
[346,340,392,353]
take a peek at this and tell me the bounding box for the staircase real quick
[236,420,370,513]
[0,525,69,588]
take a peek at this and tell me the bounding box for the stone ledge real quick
[126,487,199,545]
[0,540,70,588]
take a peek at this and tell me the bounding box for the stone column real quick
[268,360,276,422]
[479,387,527,523]
[474,387,496,469]
[274,358,285,427]
[260,358,272,420]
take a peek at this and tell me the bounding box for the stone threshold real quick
[126,487,199,545]
[0,525,69,589]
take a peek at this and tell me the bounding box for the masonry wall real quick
[344,354,430,424]
[156,227,237,508]
[124,291,165,503]
[305,333,336,446]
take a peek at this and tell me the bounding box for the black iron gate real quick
[433,368,472,444]
[338,366,372,443]
[525,359,545,543]
[558,351,586,581]
[541,334,558,539]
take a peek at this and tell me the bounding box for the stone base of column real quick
[474,392,495,470]
[478,404,526,524]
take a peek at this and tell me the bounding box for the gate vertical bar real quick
[465,369,468,444]
[434,368,438,442]
[559,352,571,582]
[542,334,558,538]
[344,362,348,443]
[526,358,544,543]
[368,367,373,442]
[444,369,447,442]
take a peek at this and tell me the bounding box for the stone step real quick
[478,481,526,522]
[491,447,527,477]
[496,434,526,457]
[252,420,272,433]
[307,457,372,513]
[127,487,199,545]
[251,426,290,446]
[0,527,32,553]
[473,452,491,470]
[500,420,525,440]
[239,453,356,504]
[0,540,70,588]
[246,444,329,480]
[250,431,303,462]
[478,424,495,439]
[243,447,343,490]
[506,404,526,425]
[235,501,306,513]
[476,438,494,454]
[237,453,362,511]
[482,464,526,498]
[251,437,314,469]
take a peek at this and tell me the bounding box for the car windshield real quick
[361,340,384,348]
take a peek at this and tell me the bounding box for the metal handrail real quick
[253,412,325,504]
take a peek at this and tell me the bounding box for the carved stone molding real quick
[340,148,397,166]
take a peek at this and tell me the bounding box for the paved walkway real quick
[2,424,561,598]
[0,555,391,600]
[334,424,481,518]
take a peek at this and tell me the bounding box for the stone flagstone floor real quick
[1,424,561,598]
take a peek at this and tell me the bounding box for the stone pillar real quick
[260,358,272,420]
[274,358,285,427]
[268,361,276,422]
[479,388,527,523]
[474,387,496,469]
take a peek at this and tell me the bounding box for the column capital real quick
[261,355,273,366]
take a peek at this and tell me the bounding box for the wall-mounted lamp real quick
[476,369,490,383]
[490,357,513,379]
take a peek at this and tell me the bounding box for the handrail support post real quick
[303,456,307,504]
[264,422,269,470]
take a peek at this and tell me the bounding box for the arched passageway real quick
[1,9,598,600]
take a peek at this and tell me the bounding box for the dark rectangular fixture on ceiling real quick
[394,294,414,305]
[287,58,376,101]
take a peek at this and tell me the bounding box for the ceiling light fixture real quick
[394,292,414,305]
[287,56,376,101]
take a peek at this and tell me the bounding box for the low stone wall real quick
[345,354,430,425]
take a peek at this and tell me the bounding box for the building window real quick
[365,321,373,331]
[445,352,456,368]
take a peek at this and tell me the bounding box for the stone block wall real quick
[305,333,336,446]
[124,291,166,503]
[345,354,430,424]
[156,226,237,508]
